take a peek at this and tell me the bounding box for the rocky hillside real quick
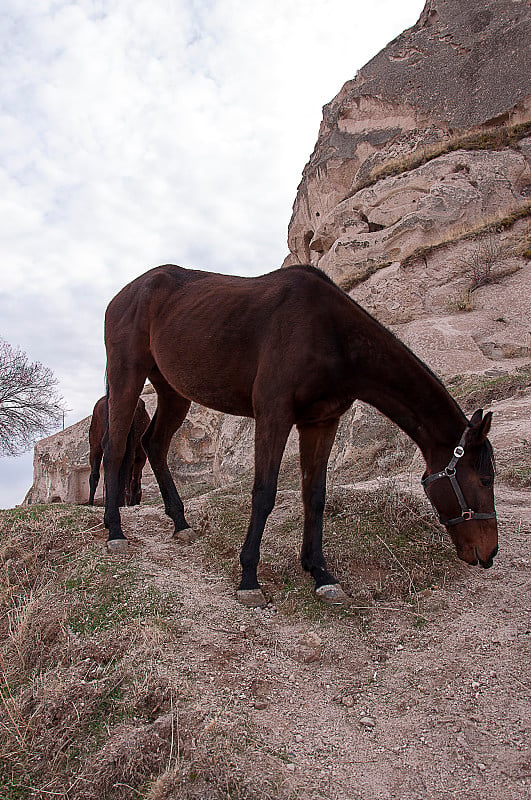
[284,0,531,369]
[26,0,531,505]
[10,7,530,797]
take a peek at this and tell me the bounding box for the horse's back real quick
[104,264,354,417]
[109,263,340,309]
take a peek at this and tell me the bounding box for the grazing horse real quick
[103,264,497,606]
[88,396,150,507]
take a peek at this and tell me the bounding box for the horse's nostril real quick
[477,545,498,569]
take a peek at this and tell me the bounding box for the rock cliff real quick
[284,0,530,379]
[286,0,531,267]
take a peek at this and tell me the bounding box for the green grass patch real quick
[446,365,531,410]
[66,559,181,635]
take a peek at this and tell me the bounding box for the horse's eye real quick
[481,476,494,487]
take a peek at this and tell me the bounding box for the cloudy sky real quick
[0,0,425,508]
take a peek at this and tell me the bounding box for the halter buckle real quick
[462,510,473,521]
[453,445,465,458]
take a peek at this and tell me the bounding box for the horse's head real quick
[422,409,498,569]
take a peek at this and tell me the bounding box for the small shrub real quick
[457,229,506,290]
[446,288,474,312]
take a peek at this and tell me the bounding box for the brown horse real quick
[103,264,497,606]
[88,396,150,507]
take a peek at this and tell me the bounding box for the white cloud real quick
[0,0,425,504]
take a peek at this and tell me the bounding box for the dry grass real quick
[145,716,296,800]
[446,365,531,411]
[198,479,461,620]
[401,206,531,271]
[1,417,522,797]
[354,121,531,192]
[446,288,474,313]
[0,505,175,799]
[337,260,393,293]
[445,368,531,487]
[0,503,301,800]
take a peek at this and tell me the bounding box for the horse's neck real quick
[351,327,466,464]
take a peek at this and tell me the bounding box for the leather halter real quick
[421,428,497,528]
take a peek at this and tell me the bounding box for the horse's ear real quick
[466,409,493,446]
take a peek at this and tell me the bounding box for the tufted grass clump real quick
[446,365,531,410]
[197,479,462,618]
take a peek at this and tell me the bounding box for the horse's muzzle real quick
[477,545,498,569]
[458,544,498,569]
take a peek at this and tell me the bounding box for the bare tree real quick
[0,338,65,456]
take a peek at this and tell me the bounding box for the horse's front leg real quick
[237,414,292,607]
[298,419,351,605]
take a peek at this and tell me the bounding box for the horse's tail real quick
[104,368,135,505]
[102,368,110,447]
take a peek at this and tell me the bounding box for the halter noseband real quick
[421,428,497,528]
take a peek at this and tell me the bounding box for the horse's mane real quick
[287,265,468,427]
[285,263,341,289]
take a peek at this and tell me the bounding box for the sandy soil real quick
[109,474,530,800]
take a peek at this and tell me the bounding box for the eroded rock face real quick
[24,391,245,505]
[312,148,530,289]
[284,0,530,385]
[24,417,93,505]
[286,0,531,269]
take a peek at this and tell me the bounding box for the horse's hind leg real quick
[103,375,147,550]
[298,419,351,605]
[88,400,105,505]
[127,402,150,506]
[142,370,192,537]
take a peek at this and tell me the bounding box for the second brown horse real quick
[89,396,150,507]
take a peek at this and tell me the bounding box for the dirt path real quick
[115,482,530,800]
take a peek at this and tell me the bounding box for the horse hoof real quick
[106,538,128,553]
[236,589,268,608]
[315,584,351,605]
[173,528,198,544]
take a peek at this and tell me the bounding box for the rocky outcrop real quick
[286,0,531,266]
[25,385,295,505]
[25,416,95,505]
[311,148,530,289]
[284,0,530,380]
